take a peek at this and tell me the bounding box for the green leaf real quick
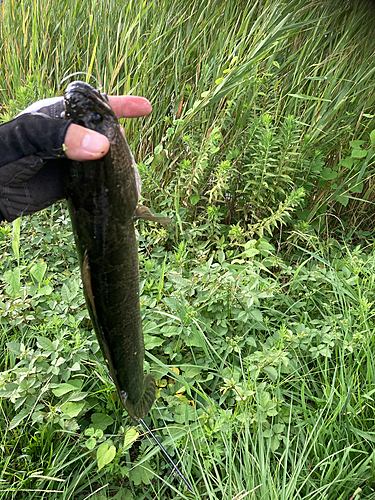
[263,365,278,381]
[129,462,154,486]
[154,144,163,155]
[181,365,202,378]
[250,309,263,323]
[190,194,200,205]
[174,404,197,424]
[114,491,133,500]
[4,267,21,295]
[38,285,53,295]
[144,334,164,349]
[97,442,117,471]
[243,248,260,258]
[321,168,337,180]
[52,383,77,397]
[6,342,21,355]
[339,158,354,169]
[351,149,367,158]
[30,261,47,284]
[273,423,285,434]
[337,194,349,206]
[60,401,85,418]
[349,140,365,148]
[123,428,139,449]
[370,130,375,145]
[86,437,97,450]
[37,336,54,351]
[350,181,363,194]
[287,93,331,102]
[91,413,114,431]
[9,408,30,430]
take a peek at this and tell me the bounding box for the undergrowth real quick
[1,206,375,498]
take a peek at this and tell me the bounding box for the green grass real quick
[1,0,375,498]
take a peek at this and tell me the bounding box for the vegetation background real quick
[0,0,375,498]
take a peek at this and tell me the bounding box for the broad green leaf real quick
[144,334,164,349]
[154,144,162,155]
[164,297,181,312]
[9,408,30,430]
[350,140,365,148]
[174,403,197,424]
[68,392,88,402]
[114,490,133,500]
[4,267,21,295]
[60,401,85,418]
[6,342,21,355]
[38,285,53,296]
[37,336,54,351]
[250,309,263,323]
[190,194,200,205]
[123,428,139,449]
[370,130,375,145]
[129,462,154,486]
[181,365,202,378]
[263,365,278,381]
[85,437,97,450]
[97,442,116,471]
[337,194,349,206]
[273,423,285,434]
[350,181,363,194]
[321,168,337,180]
[61,283,71,303]
[52,383,77,397]
[340,158,354,169]
[243,248,260,258]
[30,261,47,284]
[351,149,367,158]
[91,413,114,431]
[217,249,225,263]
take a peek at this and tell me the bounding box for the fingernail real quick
[81,132,107,154]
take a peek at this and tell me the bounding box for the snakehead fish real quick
[63,81,155,420]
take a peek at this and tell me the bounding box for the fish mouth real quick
[64,80,113,114]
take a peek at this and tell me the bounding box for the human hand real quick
[0,92,152,222]
[62,95,152,161]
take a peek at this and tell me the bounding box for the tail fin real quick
[121,374,156,420]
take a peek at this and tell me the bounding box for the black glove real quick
[0,97,73,222]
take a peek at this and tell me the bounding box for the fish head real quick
[64,81,119,137]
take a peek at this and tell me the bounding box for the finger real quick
[64,123,110,161]
[107,95,152,118]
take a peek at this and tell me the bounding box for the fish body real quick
[63,81,155,419]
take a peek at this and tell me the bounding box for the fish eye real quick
[91,112,102,124]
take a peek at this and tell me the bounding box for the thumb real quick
[64,123,110,161]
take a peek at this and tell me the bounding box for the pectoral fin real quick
[133,205,171,227]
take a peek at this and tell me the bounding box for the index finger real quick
[107,95,152,119]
